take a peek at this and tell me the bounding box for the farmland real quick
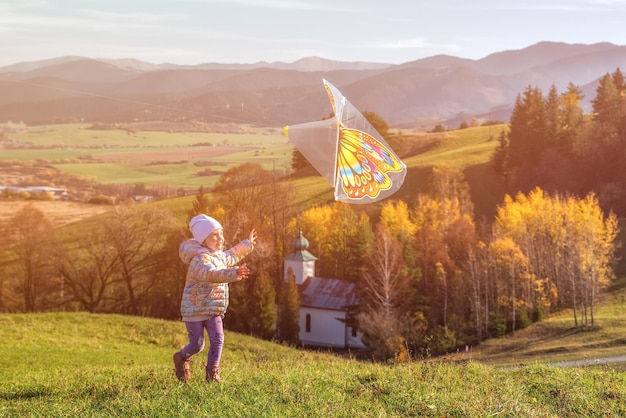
[1,122,294,193]
[0,121,508,220]
[0,200,110,227]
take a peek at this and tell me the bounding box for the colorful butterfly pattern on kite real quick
[285,79,406,203]
[337,126,404,200]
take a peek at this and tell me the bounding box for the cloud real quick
[183,0,361,12]
[373,37,460,52]
[0,7,163,33]
[492,0,626,12]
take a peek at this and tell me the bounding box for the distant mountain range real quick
[1,41,625,130]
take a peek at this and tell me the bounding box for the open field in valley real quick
[0,200,110,227]
[1,123,293,189]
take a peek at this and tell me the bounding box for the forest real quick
[1,68,624,362]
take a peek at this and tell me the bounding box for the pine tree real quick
[591,69,626,140]
[544,84,561,149]
[187,185,211,222]
[559,82,585,149]
[507,86,548,178]
[249,272,277,340]
[492,129,511,184]
[277,275,300,345]
[592,72,621,130]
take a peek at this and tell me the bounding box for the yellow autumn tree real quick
[563,193,618,327]
[493,187,618,327]
[286,202,372,281]
[494,188,562,312]
[488,236,533,334]
[410,166,477,347]
[380,199,417,240]
[380,199,420,282]
[429,165,474,217]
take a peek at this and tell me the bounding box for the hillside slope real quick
[1,312,624,416]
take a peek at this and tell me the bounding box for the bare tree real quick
[104,204,179,315]
[359,224,413,361]
[59,204,179,315]
[212,162,274,208]
[265,179,296,281]
[465,242,490,342]
[58,230,119,313]
[6,204,61,312]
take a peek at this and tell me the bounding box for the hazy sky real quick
[2,0,626,67]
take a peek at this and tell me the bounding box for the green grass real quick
[3,123,626,416]
[1,312,625,417]
[4,123,291,189]
[0,121,626,417]
[57,161,226,188]
[402,125,503,169]
[2,123,505,216]
[461,283,626,369]
[4,123,500,190]
[9,123,286,147]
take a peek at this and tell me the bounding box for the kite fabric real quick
[285,79,407,204]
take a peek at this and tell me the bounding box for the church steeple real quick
[293,230,310,251]
[284,230,317,285]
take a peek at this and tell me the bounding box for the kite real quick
[285,79,406,204]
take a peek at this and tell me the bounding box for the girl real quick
[174,214,257,382]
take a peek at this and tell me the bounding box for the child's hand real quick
[237,263,250,280]
[249,228,257,245]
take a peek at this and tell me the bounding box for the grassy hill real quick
[1,311,625,417]
[2,123,626,416]
[452,277,626,369]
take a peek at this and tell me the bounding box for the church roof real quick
[299,277,358,311]
[284,230,318,261]
[284,250,317,261]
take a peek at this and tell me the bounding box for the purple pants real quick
[179,315,224,367]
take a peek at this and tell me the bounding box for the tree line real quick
[0,69,623,361]
[493,68,626,216]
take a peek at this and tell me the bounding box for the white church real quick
[283,231,366,350]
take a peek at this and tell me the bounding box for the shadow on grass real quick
[0,386,53,401]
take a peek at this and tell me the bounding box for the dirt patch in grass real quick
[0,201,110,227]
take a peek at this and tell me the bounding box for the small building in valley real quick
[284,231,365,349]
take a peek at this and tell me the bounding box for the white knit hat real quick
[189,214,223,245]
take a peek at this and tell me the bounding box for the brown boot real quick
[206,365,224,383]
[173,352,191,382]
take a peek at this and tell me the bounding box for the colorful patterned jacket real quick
[179,238,254,321]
